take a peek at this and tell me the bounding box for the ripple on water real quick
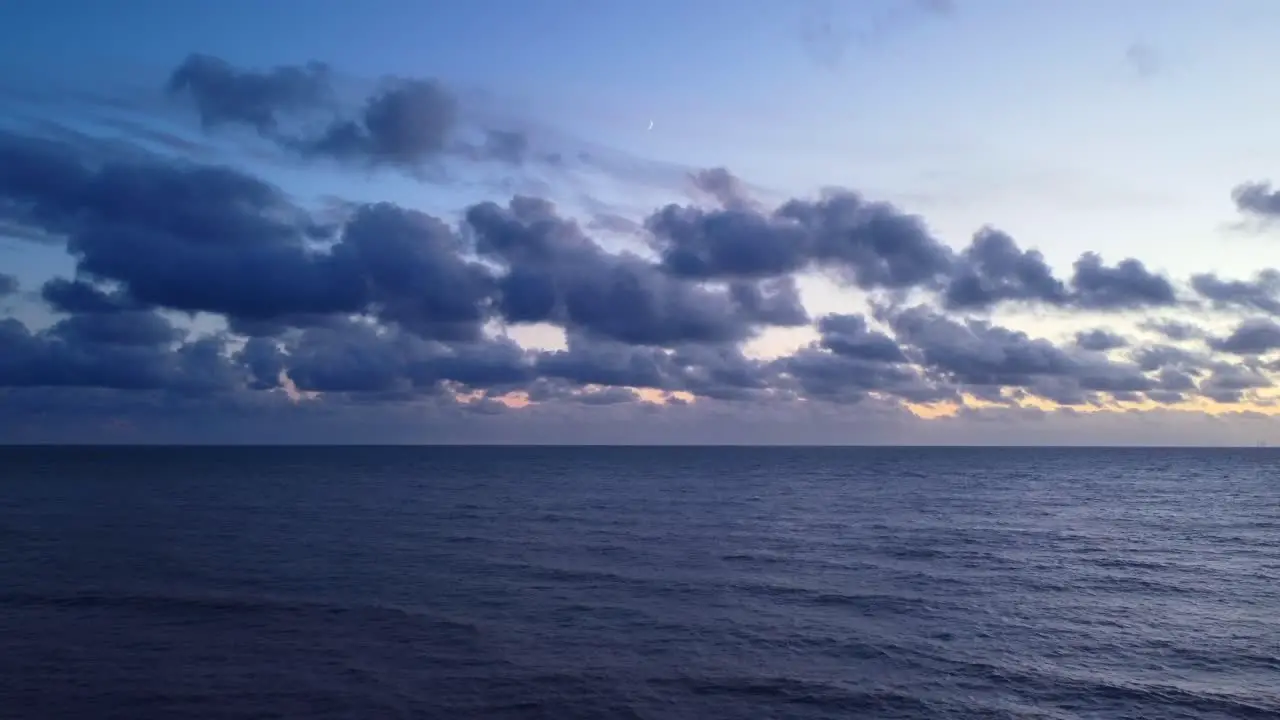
[2,445,1279,718]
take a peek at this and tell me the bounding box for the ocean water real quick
[1,446,1277,719]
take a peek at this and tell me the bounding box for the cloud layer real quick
[3,54,1280,443]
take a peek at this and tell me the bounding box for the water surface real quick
[2,446,1277,718]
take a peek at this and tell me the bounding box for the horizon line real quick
[1,443,1275,450]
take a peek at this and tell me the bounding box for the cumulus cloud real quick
[468,195,806,344]
[162,53,664,178]
[646,178,1178,314]
[1075,328,1128,352]
[7,55,1280,443]
[1139,319,1207,342]
[1190,270,1280,315]
[938,232,1178,312]
[1209,318,1280,356]
[646,183,953,289]
[0,314,236,394]
[166,54,334,135]
[942,228,1068,309]
[166,54,464,169]
[885,306,1155,404]
[1232,181,1280,219]
[301,78,459,168]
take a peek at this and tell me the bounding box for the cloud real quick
[1198,360,1272,403]
[1209,318,1280,356]
[1190,271,1280,315]
[166,54,334,135]
[0,314,239,394]
[943,230,1179,312]
[168,55,464,172]
[7,77,1280,444]
[468,196,807,345]
[1067,252,1177,310]
[777,312,945,405]
[646,182,953,289]
[1139,319,1207,342]
[41,278,141,314]
[0,132,494,339]
[885,306,1155,403]
[273,321,534,396]
[301,78,459,168]
[1075,328,1128,352]
[1231,181,1280,219]
[942,228,1066,309]
[647,183,1178,313]
[688,167,760,212]
[1131,344,1206,374]
[162,53,683,185]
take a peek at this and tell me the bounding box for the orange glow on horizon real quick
[447,381,1280,420]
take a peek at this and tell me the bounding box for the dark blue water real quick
[1,446,1278,719]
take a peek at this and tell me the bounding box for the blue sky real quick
[4,0,1280,444]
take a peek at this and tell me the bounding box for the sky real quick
[4,0,1280,444]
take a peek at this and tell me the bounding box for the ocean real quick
[1,446,1277,719]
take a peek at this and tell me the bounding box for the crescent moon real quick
[647,120,654,131]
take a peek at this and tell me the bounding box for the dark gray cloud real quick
[689,167,759,211]
[777,312,948,405]
[1132,344,1207,373]
[0,131,93,236]
[41,278,140,314]
[816,313,908,363]
[1139,319,1207,342]
[1075,328,1128,351]
[890,307,1074,386]
[886,306,1157,402]
[47,310,184,348]
[647,187,954,290]
[647,191,1176,314]
[0,131,811,353]
[167,54,333,135]
[942,232,1178,312]
[729,277,810,327]
[163,55,560,175]
[1153,366,1197,392]
[943,227,1067,309]
[0,315,239,394]
[467,195,803,345]
[1068,252,1177,310]
[275,321,535,397]
[166,54,525,172]
[535,335,777,402]
[1209,318,1280,355]
[1198,361,1272,403]
[1232,181,1280,219]
[303,78,459,168]
[0,132,495,339]
[0,274,17,297]
[778,347,945,405]
[1190,271,1280,315]
[8,113,1280,441]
